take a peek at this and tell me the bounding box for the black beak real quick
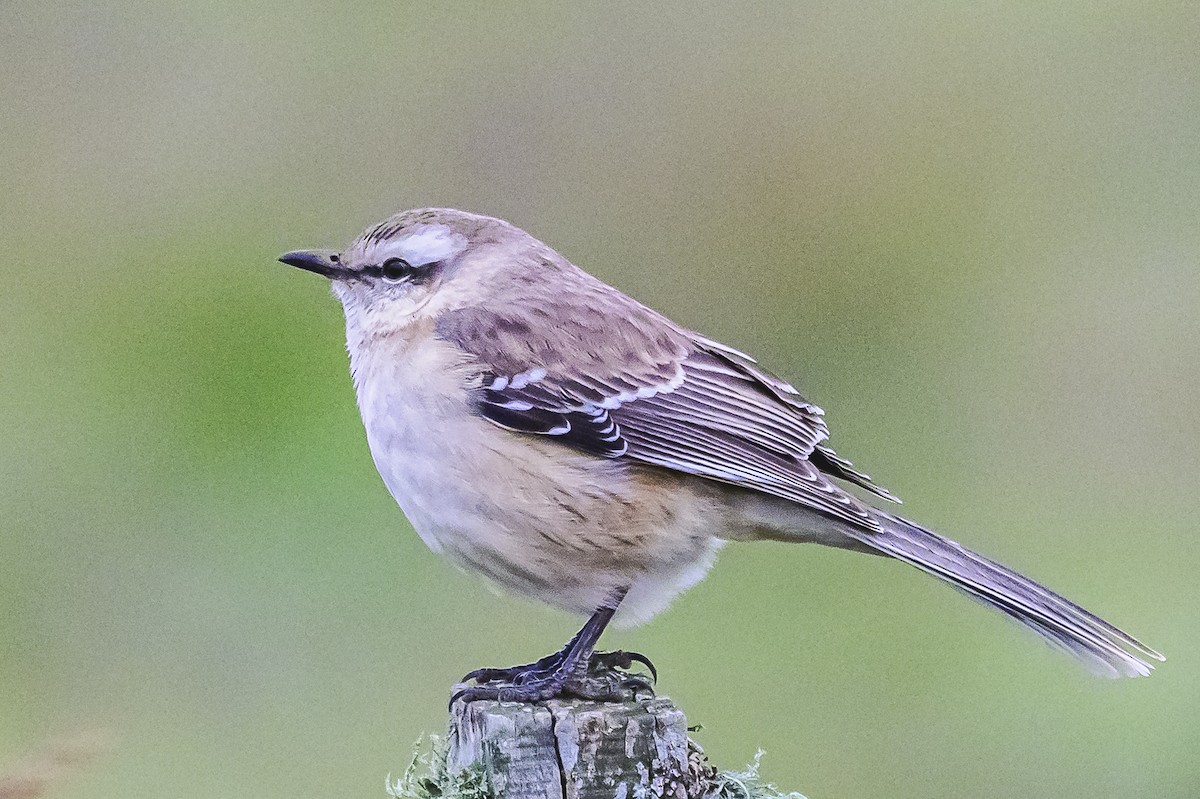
[278,250,344,279]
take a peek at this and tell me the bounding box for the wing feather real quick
[435,292,896,532]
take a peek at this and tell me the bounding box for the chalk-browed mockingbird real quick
[279,208,1161,703]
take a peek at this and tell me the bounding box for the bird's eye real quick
[380,258,413,282]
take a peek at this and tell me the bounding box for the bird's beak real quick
[278,250,345,279]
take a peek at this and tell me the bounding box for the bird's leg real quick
[460,624,589,686]
[452,589,656,705]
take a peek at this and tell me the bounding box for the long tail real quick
[850,512,1163,677]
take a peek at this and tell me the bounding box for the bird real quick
[278,207,1162,703]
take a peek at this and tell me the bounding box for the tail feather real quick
[854,512,1163,678]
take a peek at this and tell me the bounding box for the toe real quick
[461,667,505,684]
[623,651,658,683]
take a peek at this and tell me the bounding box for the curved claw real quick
[620,674,656,696]
[449,686,472,710]
[590,650,658,683]
[621,651,658,684]
[461,667,508,685]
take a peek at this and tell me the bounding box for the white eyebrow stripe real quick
[372,224,462,266]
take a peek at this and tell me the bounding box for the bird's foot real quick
[460,650,566,686]
[452,649,656,706]
[586,649,658,684]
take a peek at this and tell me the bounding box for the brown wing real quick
[435,282,896,532]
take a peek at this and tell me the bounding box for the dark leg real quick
[460,624,590,686]
[451,589,656,706]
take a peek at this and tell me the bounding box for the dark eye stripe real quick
[359,259,438,282]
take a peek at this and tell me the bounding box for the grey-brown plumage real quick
[279,208,1162,699]
[435,286,881,530]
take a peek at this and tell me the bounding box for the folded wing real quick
[435,299,896,533]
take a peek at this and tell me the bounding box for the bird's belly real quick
[364,402,723,622]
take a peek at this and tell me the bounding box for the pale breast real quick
[347,330,728,620]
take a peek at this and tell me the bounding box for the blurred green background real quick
[3,2,1197,797]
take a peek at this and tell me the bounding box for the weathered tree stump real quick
[446,696,701,799]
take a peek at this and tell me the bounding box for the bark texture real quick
[447,696,694,799]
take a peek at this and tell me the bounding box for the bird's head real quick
[279,208,541,337]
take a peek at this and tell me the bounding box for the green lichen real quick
[700,750,808,799]
[386,735,492,799]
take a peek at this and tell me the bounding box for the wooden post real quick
[446,696,705,799]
